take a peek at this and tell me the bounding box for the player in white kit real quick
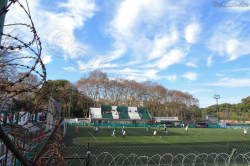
[153,130,157,138]
[244,129,247,137]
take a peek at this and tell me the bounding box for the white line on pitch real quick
[128,131,168,144]
[89,131,97,141]
[155,136,162,140]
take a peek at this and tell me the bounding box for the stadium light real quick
[213,95,220,128]
[142,90,149,127]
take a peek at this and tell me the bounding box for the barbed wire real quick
[64,145,250,166]
[0,0,65,165]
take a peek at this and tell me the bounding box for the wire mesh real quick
[63,144,250,166]
[0,1,65,165]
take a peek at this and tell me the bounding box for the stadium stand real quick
[128,107,141,119]
[101,106,113,119]
[111,106,119,119]
[90,108,102,119]
[117,106,130,119]
[90,106,152,124]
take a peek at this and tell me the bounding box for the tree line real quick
[9,70,200,121]
[10,69,250,122]
[76,70,200,121]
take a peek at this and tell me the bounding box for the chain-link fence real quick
[63,143,250,166]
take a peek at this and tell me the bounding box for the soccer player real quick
[107,125,110,132]
[153,130,157,138]
[94,126,98,134]
[76,126,79,133]
[112,130,115,137]
[157,126,161,132]
[146,125,149,131]
[123,130,126,139]
[244,129,247,137]
[101,124,103,130]
[185,125,188,133]
[166,128,168,134]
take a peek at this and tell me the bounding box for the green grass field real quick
[64,126,250,146]
[63,126,250,165]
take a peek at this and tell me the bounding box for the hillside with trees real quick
[200,96,250,122]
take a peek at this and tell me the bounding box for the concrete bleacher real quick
[90,106,152,120]
[117,106,130,119]
[90,108,102,119]
[101,106,113,119]
[111,106,119,119]
[128,107,141,119]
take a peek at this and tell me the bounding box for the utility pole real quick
[213,95,220,128]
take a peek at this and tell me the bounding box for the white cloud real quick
[207,20,250,61]
[219,77,230,81]
[216,73,224,76]
[42,55,52,64]
[156,49,187,70]
[145,70,160,79]
[125,75,147,82]
[202,78,250,87]
[166,74,177,82]
[63,67,76,72]
[185,22,201,44]
[226,39,250,61]
[207,55,213,67]
[149,29,178,60]
[7,0,97,62]
[186,62,197,68]
[227,68,250,72]
[103,68,177,82]
[187,89,212,94]
[107,0,191,67]
[182,72,198,81]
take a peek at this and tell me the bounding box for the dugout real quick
[159,121,183,127]
[90,118,151,125]
[153,117,181,127]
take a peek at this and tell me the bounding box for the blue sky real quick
[6,0,250,108]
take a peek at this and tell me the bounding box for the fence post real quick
[86,142,90,166]
[4,147,8,166]
[227,148,236,166]
[0,126,29,166]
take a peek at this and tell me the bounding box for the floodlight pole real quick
[68,87,73,119]
[213,95,220,128]
[143,91,148,127]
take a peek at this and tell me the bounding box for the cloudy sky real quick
[5,0,250,108]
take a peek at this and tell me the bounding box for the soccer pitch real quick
[64,126,250,146]
[63,126,250,165]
